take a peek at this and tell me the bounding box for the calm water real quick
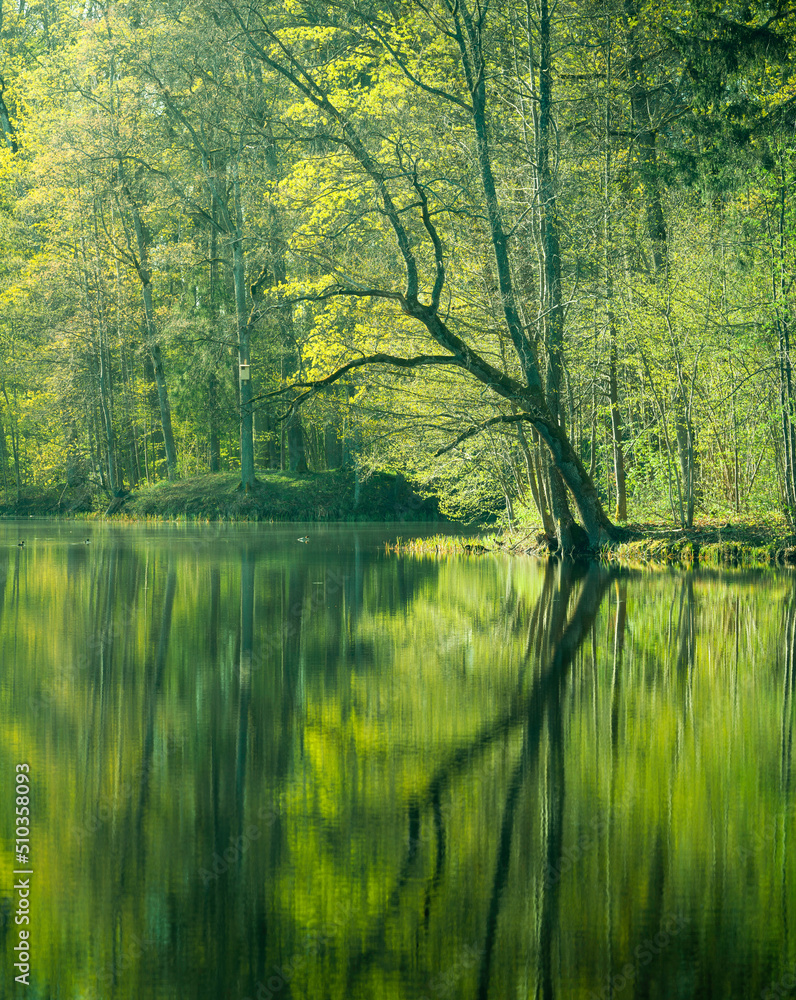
[0,520,794,1000]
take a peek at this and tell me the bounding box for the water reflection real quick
[0,522,794,1000]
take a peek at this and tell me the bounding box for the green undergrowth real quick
[386,519,796,569]
[386,534,498,557]
[0,469,446,523]
[603,519,796,569]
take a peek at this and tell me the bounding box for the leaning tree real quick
[217,0,619,551]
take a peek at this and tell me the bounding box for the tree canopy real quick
[2,0,796,548]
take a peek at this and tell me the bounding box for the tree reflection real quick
[330,561,615,998]
[4,528,796,1000]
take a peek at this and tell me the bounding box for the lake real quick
[0,520,794,1000]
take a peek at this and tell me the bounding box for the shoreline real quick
[2,474,793,569]
[387,521,796,569]
[0,469,449,524]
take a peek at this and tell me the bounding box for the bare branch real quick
[406,158,446,310]
[220,2,420,302]
[433,412,532,456]
[354,15,473,113]
[254,352,464,420]
[274,284,407,307]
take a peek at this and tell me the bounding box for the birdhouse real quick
[239,363,251,382]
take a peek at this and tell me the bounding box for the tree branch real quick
[252,352,465,421]
[433,412,532,455]
[406,157,446,310]
[220,2,421,302]
[0,75,18,153]
[355,15,473,113]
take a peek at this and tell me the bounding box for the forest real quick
[1,0,795,552]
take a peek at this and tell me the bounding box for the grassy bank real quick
[3,477,792,568]
[0,469,446,522]
[388,518,796,569]
[602,520,796,569]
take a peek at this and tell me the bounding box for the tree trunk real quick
[146,331,178,482]
[232,165,256,491]
[65,419,81,487]
[325,422,343,469]
[531,414,614,544]
[1,386,20,500]
[778,316,796,526]
[534,0,591,552]
[603,38,627,520]
[93,300,117,493]
[624,0,668,279]
[124,191,179,482]
[776,176,796,528]
[208,372,221,473]
[517,422,555,537]
[287,417,308,473]
[208,193,222,475]
[97,343,117,493]
[262,127,307,475]
[608,341,627,520]
[0,411,9,497]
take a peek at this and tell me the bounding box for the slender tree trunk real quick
[97,344,117,493]
[287,419,307,472]
[232,163,256,491]
[778,316,796,526]
[0,411,9,497]
[121,191,178,481]
[208,195,222,474]
[92,306,116,491]
[262,127,308,474]
[118,337,140,488]
[517,421,555,536]
[208,372,221,473]
[77,229,117,493]
[535,0,589,551]
[608,340,627,519]
[88,407,101,488]
[776,176,796,527]
[624,0,668,279]
[1,386,20,499]
[603,38,627,520]
[65,418,80,487]
[324,423,342,469]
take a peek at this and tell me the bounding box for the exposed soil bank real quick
[0,470,446,523]
[388,520,796,568]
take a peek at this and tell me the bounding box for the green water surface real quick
[0,520,794,1000]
